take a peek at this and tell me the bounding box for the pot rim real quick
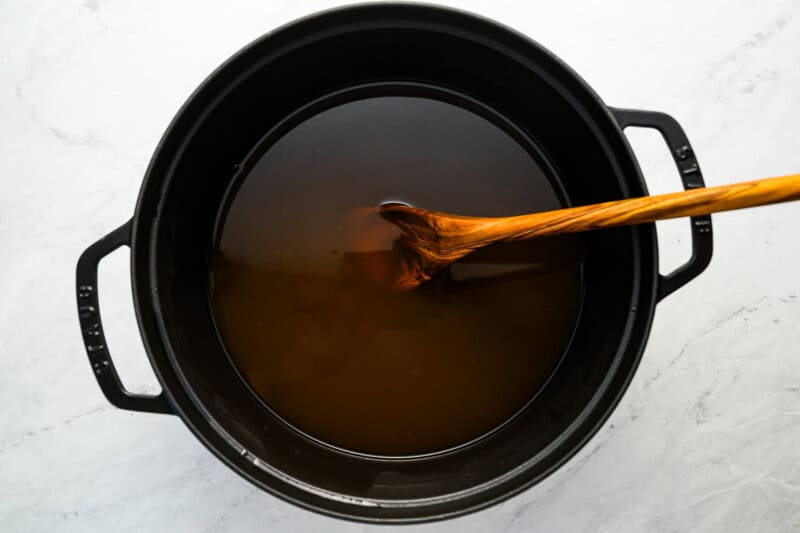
[128,2,659,523]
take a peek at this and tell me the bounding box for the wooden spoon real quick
[380,173,800,290]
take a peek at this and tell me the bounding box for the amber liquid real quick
[211,94,582,455]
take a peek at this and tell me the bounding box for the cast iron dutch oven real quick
[76,4,713,523]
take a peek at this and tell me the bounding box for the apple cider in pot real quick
[211,94,582,455]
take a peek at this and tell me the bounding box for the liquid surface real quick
[212,94,582,455]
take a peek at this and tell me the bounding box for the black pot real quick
[76,4,713,523]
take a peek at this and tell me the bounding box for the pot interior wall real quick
[148,19,655,508]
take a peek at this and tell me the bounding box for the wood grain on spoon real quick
[380,173,800,290]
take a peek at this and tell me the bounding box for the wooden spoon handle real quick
[433,174,800,253]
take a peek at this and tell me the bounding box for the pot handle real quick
[611,108,714,301]
[76,221,172,414]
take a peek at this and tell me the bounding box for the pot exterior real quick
[76,3,712,523]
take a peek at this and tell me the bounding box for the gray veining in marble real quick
[1,1,799,531]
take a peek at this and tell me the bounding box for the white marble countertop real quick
[2,1,799,531]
